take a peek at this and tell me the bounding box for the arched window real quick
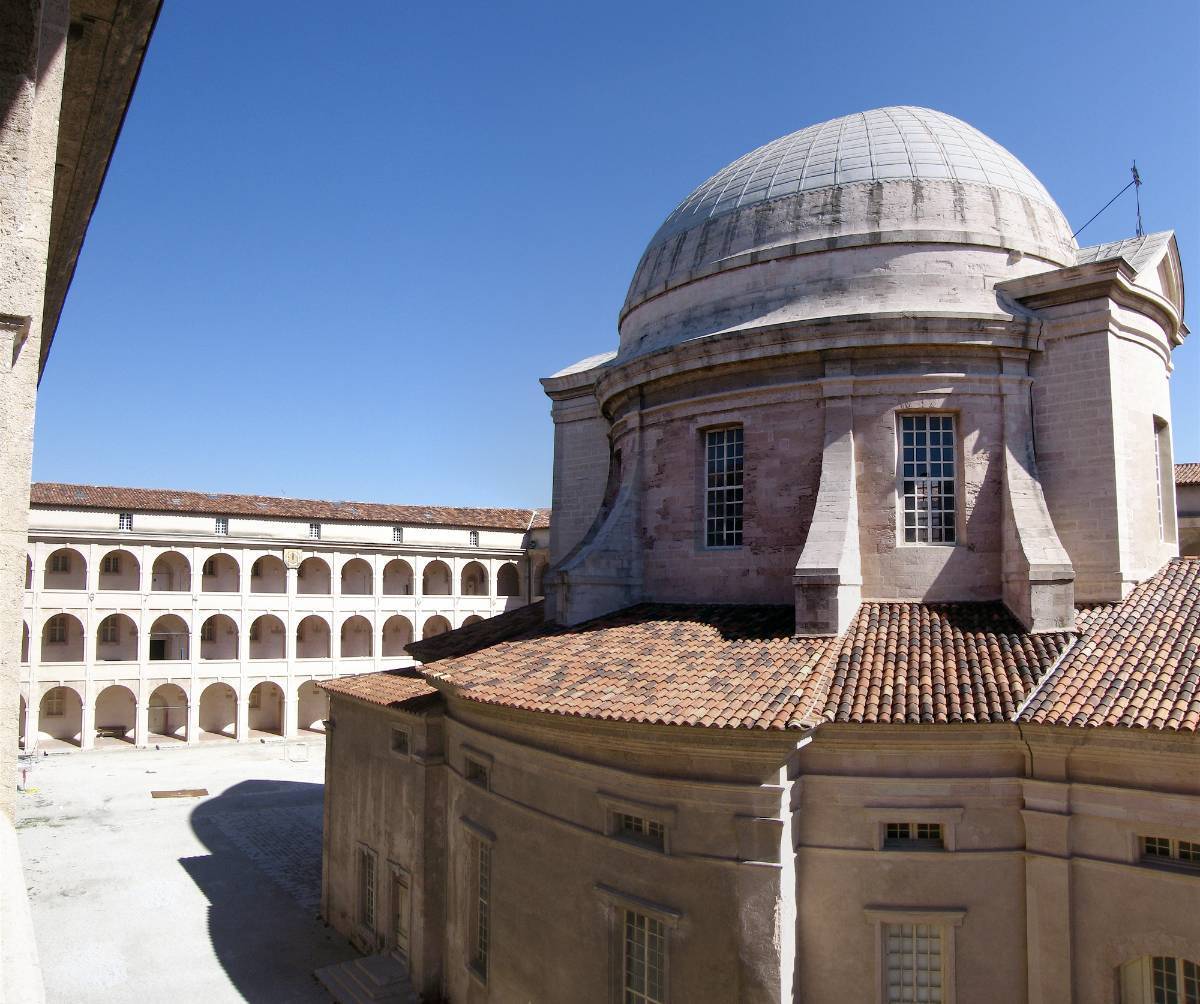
[1120,956,1200,1003]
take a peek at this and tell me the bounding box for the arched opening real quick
[249,614,286,660]
[198,682,237,740]
[461,615,484,627]
[297,681,327,733]
[248,681,284,736]
[148,683,188,742]
[382,559,413,596]
[1119,955,1200,1003]
[149,614,189,661]
[296,615,331,659]
[98,549,140,591]
[460,561,488,596]
[422,560,451,596]
[200,614,239,661]
[41,613,84,662]
[533,561,547,598]
[94,684,136,745]
[382,615,413,657]
[422,615,452,639]
[151,550,191,591]
[20,622,29,664]
[250,554,287,594]
[340,558,373,596]
[201,553,240,593]
[340,615,373,658]
[25,555,31,589]
[497,562,520,597]
[38,686,83,746]
[297,556,331,595]
[43,548,85,590]
[95,613,138,662]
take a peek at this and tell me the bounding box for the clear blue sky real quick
[34,0,1199,507]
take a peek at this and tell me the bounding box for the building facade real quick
[1179,464,1200,556]
[320,107,1197,1004]
[21,484,547,751]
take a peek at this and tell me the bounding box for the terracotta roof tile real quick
[418,604,832,730]
[819,603,1072,724]
[1176,463,1200,486]
[406,602,548,664]
[320,669,439,710]
[1020,559,1200,731]
[30,482,549,532]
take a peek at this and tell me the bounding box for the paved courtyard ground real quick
[16,740,356,1003]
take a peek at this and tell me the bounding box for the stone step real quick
[314,952,420,1004]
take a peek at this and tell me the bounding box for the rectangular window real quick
[469,530,479,547]
[704,426,744,548]
[118,513,133,531]
[46,615,67,644]
[391,727,410,756]
[1155,418,1177,543]
[623,909,666,1004]
[99,618,119,644]
[391,867,411,962]
[884,822,945,850]
[215,517,229,535]
[884,922,944,1003]
[309,522,321,540]
[202,559,215,576]
[358,846,377,932]
[613,813,666,852]
[50,553,70,574]
[900,414,957,544]
[393,527,403,543]
[1141,835,1200,872]
[465,757,490,790]
[469,837,491,981]
[44,690,64,717]
[102,554,120,575]
[200,621,215,643]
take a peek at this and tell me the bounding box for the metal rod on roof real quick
[1071,175,1137,240]
[1132,161,1144,237]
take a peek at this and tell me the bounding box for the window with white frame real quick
[884,822,945,851]
[1141,835,1200,871]
[101,554,120,575]
[704,426,744,548]
[1120,955,1200,1004]
[469,530,479,547]
[899,414,957,544]
[884,922,944,1003]
[393,527,403,543]
[98,616,120,644]
[309,522,321,540]
[623,909,666,1004]
[215,516,229,535]
[44,688,65,717]
[468,835,491,981]
[358,845,377,933]
[118,512,133,531]
[46,615,68,644]
[49,553,71,574]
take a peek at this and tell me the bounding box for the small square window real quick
[1143,835,1172,858]
[465,758,490,790]
[393,527,403,543]
[391,727,410,756]
[118,513,133,531]
[215,517,229,535]
[309,522,321,540]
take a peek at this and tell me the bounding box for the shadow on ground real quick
[182,779,354,1003]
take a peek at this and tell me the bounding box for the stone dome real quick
[619,107,1078,357]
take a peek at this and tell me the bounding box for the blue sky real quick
[35,0,1199,507]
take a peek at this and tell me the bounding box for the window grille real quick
[393,527,403,543]
[118,513,133,531]
[900,414,956,544]
[309,522,321,540]
[358,847,377,932]
[613,813,666,852]
[469,838,491,981]
[465,758,490,790]
[391,728,410,755]
[46,615,68,644]
[623,909,666,1004]
[101,554,120,575]
[884,923,943,1003]
[469,530,479,547]
[704,427,744,548]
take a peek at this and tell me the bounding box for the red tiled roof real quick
[30,482,549,532]
[1020,559,1200,731]
[1177,463,1200,486]
[406,602,547,664]
[320,669,439,710]
[420,604,831,730]
[819,603,1072,724]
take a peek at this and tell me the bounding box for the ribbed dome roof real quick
[647,106,1066,252]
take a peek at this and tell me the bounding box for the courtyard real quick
[16,741,356,1003]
